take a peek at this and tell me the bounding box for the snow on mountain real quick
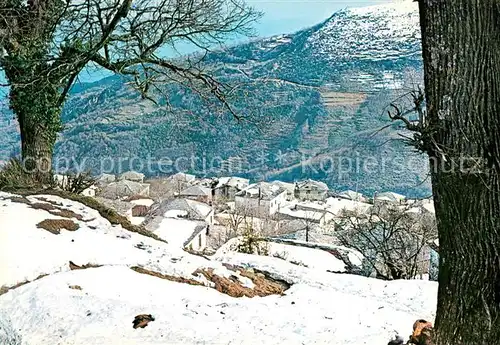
[0,192,437,344]
[0,0,430,197]
[307,0,420,62]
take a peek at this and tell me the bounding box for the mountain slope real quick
[0,0,430,196]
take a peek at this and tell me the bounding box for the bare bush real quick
[334,204,437,280]
[0,158,45,190]
[65,172,96,194]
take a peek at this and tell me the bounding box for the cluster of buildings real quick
[77,171,436,278]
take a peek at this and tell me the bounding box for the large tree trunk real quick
[17,110,56,183]
[418,1,500,344]
[7,79,62,184]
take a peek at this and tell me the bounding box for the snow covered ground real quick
[215,237,355,273]
[0,192,437,345]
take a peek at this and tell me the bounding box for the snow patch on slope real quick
[308,0,420,61]
[0,192,437,345]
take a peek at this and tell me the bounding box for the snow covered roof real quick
[296,179,329,191]
[179,185,212,197]
[153,218,206,248]
[168,172,196,183]
[422,202,435,214]
[98,173,116,183]
[279,207,324,222]
[325,197,372,216]
[375,192,406,203]
[236,182,285,200]
[295,201,328,212]
[271,180,296,193]
[118,171,145,182]
[149,198,212,221]
[100,180,149,198]
[215,176,250,189]
[337,190,364,201]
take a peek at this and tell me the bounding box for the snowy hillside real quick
[0,192,437,344]
[309,1,420,61]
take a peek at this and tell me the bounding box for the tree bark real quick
[7,79,62,183]
[418,1,500,344]
[18,111,56,183]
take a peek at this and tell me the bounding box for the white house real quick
[214,176,250,201]
[337,190,365,202]
[234,182,287,217]
[271,181,296,201]
[325,197,372,216]
[152,217,208,252]
[144,198,214,252]
[294,179,329,201]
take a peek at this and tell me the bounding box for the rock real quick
[133,314,155,329]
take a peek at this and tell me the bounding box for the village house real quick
[336,190,365,202]
[271,181,296,201]
[143,198,214,252]
[163,172,198,195]
[97,173,116,185]
[294,179,329,201]
[325,197,372,217]
[213,176,250,201]
[118,171,145,183]
[150,216,208,252]
[278,203,331,226]
[99,180,150,199]
[169,172,196,184]
[277,198,370,227]
[178,185,212,203]
[126,197,155,224]
[234,182,287,217]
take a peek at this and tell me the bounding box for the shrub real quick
[0,158,44,190]
[237,227,269,256]
[55,171,96,194]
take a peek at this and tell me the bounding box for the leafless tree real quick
[334,204,437,280]
[0,0,261,181]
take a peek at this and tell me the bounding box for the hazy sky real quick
[247,0,391,37]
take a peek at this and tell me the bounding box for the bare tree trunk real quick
[18,114,56,183]
[418,1,500,344]
[8,81,61,183]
